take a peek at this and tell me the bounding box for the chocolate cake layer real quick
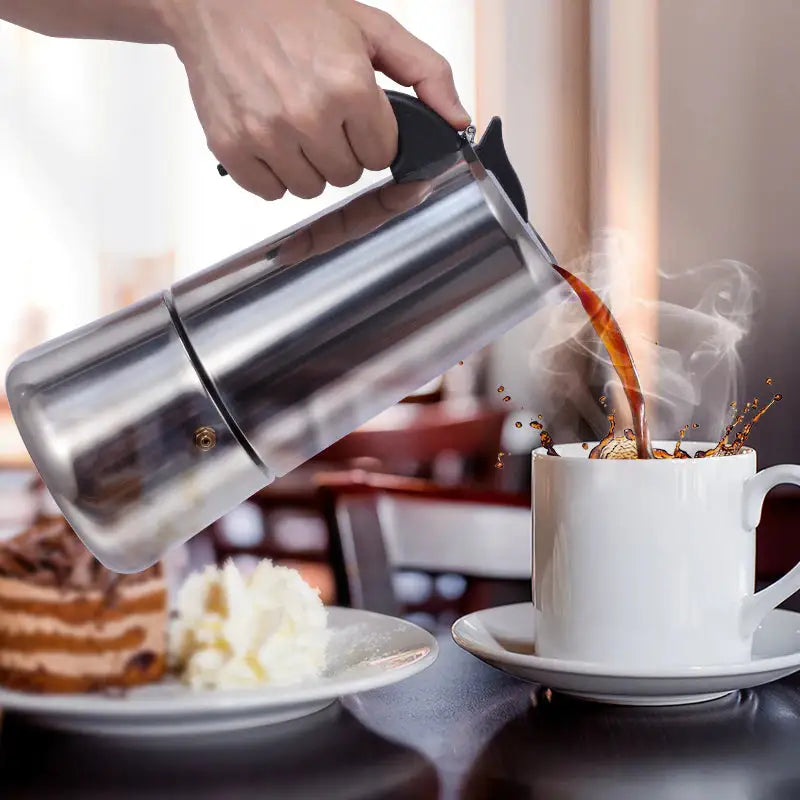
[0,652,166,693]
[0,518,168,693]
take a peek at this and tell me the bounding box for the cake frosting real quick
[0,516,167,692]
[169,559,329,689]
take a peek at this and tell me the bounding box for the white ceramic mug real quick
[532,442,800,668]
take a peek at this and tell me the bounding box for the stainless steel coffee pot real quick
[7,92,562,572]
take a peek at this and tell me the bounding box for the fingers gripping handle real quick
[216,90,464,181]
[740,464,800,636]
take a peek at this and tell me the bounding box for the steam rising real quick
[521,230,758,443]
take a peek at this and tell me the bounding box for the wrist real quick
[152,0,190,49]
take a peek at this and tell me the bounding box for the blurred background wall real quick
[1,0,799,466]
[657,0,800,465]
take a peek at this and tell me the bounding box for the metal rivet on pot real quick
[194,426,217,451]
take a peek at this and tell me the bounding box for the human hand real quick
[163,0,470,200]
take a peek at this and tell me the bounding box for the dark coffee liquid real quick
[530,420,559,456]
[694,390,782,458]
[552,265,653,458]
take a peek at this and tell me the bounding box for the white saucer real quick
[0,607,437,736]
[452,603,800,706]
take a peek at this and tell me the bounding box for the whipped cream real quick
[168,560,329,689]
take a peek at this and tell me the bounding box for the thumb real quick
[355,5,471,130]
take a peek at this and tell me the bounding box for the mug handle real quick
[740,464,800,635]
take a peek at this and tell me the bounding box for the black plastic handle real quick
[216,90,465,180]
[385,90,465,181]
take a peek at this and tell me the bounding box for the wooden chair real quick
[316,470,531,626]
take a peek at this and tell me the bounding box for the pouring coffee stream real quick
[550,265,654,459]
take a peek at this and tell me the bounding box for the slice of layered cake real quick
[0,515,168,692]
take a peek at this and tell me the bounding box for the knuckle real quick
[293,180,325,200]
[224,160,286,202]
[361,151,389,172]
[328,164,363,188]
[208,130,240,164]
[241,112,267,143]
[365,134,397,171]
[432,55,454,80]
[330,68,373,104]
[284,98,324,136]
[242,105,289,144]
[263,182,287,201]
[369,7,396,30]
[226,169,257,195]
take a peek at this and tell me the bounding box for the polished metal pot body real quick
[7,149,561,572]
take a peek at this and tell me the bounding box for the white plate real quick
[452,603,800,706]
[0,607,437,736]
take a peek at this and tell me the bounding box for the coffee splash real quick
[498,234,767,460]
[529,419,558,457]
[523,242,764,459]
[511,228,758,453]
[529,378,781,459]
[695,384,783,458]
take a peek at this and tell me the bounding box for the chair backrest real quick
[376,492,531,579]
[317,471,531,619]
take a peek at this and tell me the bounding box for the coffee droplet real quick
[497,385,505,393]
[458,360,464,366]
[538,414,543,420]
[599,395,607,405]
[766,377,773,385]
[494,451,505,469]
[730,402,737,408]
[775,393,783,401]
[503,395,512,402]
[515,421,522,429]
[582,442,589,450]
[531,421,543,430]
[691,423,699,429]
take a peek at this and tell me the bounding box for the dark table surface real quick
[2,632,800,799]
